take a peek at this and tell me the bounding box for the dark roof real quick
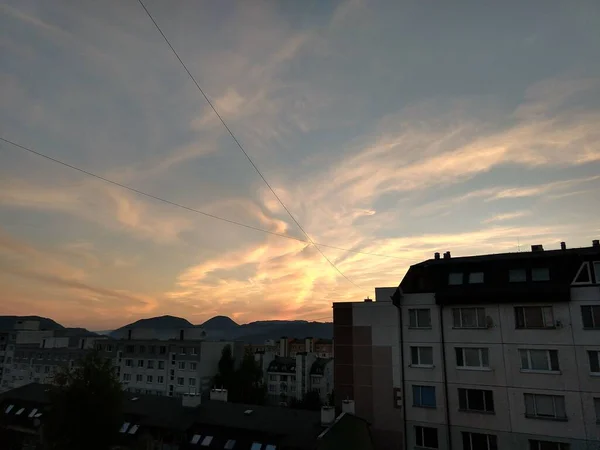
[267,357,296,373]
[310,358,332,375]
[122,391,196,431]
[316,413,374,450]
[399,244,600,304]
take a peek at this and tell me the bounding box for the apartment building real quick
[334,241,600,450]
[255,351,334,405]
[97,328,244,398]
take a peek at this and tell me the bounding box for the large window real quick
[412,385,436,408]
[509,269,526,282]
[594,398,600,424]
[588,351,600,374]
[137,359,144,368]
[448,273,463,285]
[519,349,560,372]
[410,346,433,367]
[529,440,570,450]
[515,306,554,329]
[455,347,489,369]
[532,268,550,281]
[458,388,494,413]
[461,432,497,450]
[581,305,600,329]
[147,360,154,369]
[415,426,438,449]
[524,393,566,420]
[409,309,432,329]
[595,262,600,283]
[453,308,486,329]
[468,272,484,284]
[136,374,142,382]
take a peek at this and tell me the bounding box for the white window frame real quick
[581,305,600,329]
[519,349,560,373]
[462,432,497,450]
[410,346,434,367]
[458,388,494,413]
[415,425,438,449]
[408,308,432,329]
[572,262,592,285]
[456,347,489,370]
[524,393,566,420]
[452,307,486,329]
[468,272,484,284]
[448,273,463,285]
[515,306,555,329]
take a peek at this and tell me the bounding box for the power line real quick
[0,136,415,262]
[136,0,363,290]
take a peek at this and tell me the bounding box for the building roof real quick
[267,357,296,373]
[310,358,333,375]
[398,243,600,304]
[316,413,374,450]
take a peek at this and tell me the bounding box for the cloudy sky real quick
[1,0,599,330]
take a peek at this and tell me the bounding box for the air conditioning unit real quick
[485,316,494,328]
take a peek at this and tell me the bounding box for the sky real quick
[1,0,600,330]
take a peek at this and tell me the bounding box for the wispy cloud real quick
[482,211,531,224]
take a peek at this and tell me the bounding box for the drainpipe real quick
[393,290,408,450]
[439,304,453,450]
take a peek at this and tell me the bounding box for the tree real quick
[43,349,123,450]
[290,390,322,411]
[327,390,335,407]
[214,345,235,389]
[214,346,266,405]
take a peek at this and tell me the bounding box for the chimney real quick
[434,252,440,260]
[342,399,355,415]
[364,298,372,303]
[443,251,451,259]
[560,242,566,250]
[182,393,202,408]
[531,244,544,252]
[593,240,600,248]
[210,388,228,402]
[320,406,335,426]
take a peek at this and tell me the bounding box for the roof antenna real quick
[517,237,521,253]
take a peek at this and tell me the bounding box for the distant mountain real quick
[201,316,239,330]
[107,314,332,344]
[0,316,65,331]
[110,315,195,338]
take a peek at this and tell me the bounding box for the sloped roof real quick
[316,413,374,450]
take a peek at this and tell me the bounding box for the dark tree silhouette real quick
[214,346,266,405]
[44,349,123,450]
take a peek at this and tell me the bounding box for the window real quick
[148,345,155,354]
[147,360,154,369]
[190,362,197,370]
[224,440,236,450]
[137,359,144,368]
[449,273,463,285]
[529,440,570,450]
[415,426,438,449]
[581,305,600,329]
[411,346,433,367]
[180,347,186,355]
[136,374,143,382]
[158,361,165,370]
[147,375,153,383]
[201,436,213,446]
[458,388,494,413]
[34,366,40,373]
[588,351,600,374]
[573,263,592,284]
[177,377,184,386]
[462,432,497,450]
[139,345,146,353]
[524,393,566,420]
[455,347,489,369]
[409,309,432,328]
[269,384,276,392]
[412,385,436,408]
[123,373,131,381]
[519,349,559,372]
[515,306,554,329]
[595,262,600,283]
[269,375,277,382]
[44,366,50,374]
[311,376,321,385]
[191,347,198,355]
[178,362,186,370]
[125,345,134,353]
[594,398,600,424]
[453,307,486,328]
[159,346,166,354]
[157,376,164,384]
[469,272,484,284]
[189,378,196,386]
[532,268,550,281]
[509,269,528,283]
